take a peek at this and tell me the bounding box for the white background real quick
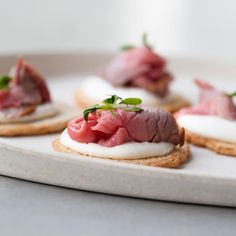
[0,0,236,62]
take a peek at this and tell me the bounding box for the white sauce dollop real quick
[0,103,59,124]
[60,129,174,159]
[80,76,175,107]
[177,114,236,143]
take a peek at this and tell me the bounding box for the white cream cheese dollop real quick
[0,103,60,124]
[177,114,236,143]
[60,129,174,160]
[80,76,175,107]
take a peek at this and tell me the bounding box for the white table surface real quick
[0,175,236,236]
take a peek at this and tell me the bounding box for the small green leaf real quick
[120,33,154,52]
[229,91,236,97]
[142,33,148,45]
[102,95,122,104]
[141,32,153,49]
[100,104,115,111]
[83,112,89,122]
[121,97,142,106]
[125,107,143,112]
[120,44,135,51]
[83,95,143,121]
[0,76,11,89]
[83,104,100,121]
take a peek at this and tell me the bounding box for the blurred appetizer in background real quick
[76,34,189,113]
[176,80,236,157]
[54,95,190,168]
[0,58,78,136]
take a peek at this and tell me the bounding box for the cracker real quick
[159,95,190,113]
[185,130,236,157]
[75,89,190,113]
[0,104,80,136]
[52,138,190,168]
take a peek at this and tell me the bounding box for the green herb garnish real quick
[102,95,122,104]
[142,32,153,48]
[83,95,144,121]
[120,45,135,52]
[229,91,236,97]
[83,104,100,121]
[120,33,153,52]
[125,106,143,112]
[120,97,142,105]
[142,33,148,46]
[0,76,11,89]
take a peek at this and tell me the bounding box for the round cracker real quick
[52,138,190,168]
[158,95,190,113]
[0,104,80,136]
[75,88,190,113]
[185,130,236,157]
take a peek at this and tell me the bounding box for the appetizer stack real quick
[53,95,190,168]
[76,34,189,112]
[1,35,235,170]
[176,80,236,156]
[0,59,78,136]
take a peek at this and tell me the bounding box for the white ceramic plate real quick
[0,52,236,207]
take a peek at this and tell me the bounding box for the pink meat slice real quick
[0,58,51,110]
[176,79,236,120]
[102,46,172,97]
[67,108,184,147]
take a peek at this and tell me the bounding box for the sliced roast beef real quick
[176,79,236,120]
[102,46,172,97]
[68,108,184,147]
[0,59,51,117]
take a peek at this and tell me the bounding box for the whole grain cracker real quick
[0,104,80,136]
[185,130,236,157]
[52,138,190,168]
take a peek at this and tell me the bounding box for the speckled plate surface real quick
[0,52,236,207]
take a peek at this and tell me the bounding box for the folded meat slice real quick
[0,59,51,117]
[102,46,172,97]
[68,108,184,147]
[176,79,236,120]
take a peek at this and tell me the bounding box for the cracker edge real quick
[185,130,236,157]
[0,105,77,136]
[0,120,68,136]
[52,138,190,168]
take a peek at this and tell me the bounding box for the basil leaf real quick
[121,98,142,105]
[0,76,11,89]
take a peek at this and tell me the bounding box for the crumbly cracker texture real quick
[185,130,236,157]
[0,104,80,136]
[52,138,190,168]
